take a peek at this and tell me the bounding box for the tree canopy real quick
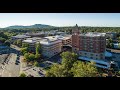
[46,51,98,77]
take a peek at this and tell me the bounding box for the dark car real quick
[38,71,45,76]
[16,60,20,63]
[15,62,18,65]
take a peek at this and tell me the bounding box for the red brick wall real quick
[72,35,80,49]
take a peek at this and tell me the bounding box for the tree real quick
[61,51,78,70]
[20,73,26,77]
[118,43,120,49]
[0,37,6,43]
[46,52,78,77]
[118,37,120,43]
[22,43,29,48]
[17,39,22,47]
[35,53,41,60]
[24,53,29,61]
[36,42,41,54]
[29,53,35,61]
[34,61,39,67]
[71,61,98,77]
[4,40,10,46]
[46,64,65,77]
[107,38,114,48]
[13,40,17,45]
[20,47,28,55]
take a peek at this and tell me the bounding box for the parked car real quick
[15,62,18,65]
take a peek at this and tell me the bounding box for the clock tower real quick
[72,24,80,53]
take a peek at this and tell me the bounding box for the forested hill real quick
[5,24,55,29]
[0,26,120,34]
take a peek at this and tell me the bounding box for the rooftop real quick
[23,39,36,43]
[12,35,31,39]
[44,36,59,42]
[80,32,106,37]
[55,35,71,40]
[40,36,62,46]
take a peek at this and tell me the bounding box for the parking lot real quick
[23,66,46,77]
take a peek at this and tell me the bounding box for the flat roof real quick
[23,39,36,43]
[44,36,59,42]
[40,38,62,46]
[55,35,71,40]
[78,56,110,69]
[80,32,106,37]
[12,35,31,39]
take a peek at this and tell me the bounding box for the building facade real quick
[40,36,62,58]
[56,35,72,46]
[72,24,106,60]
[72,24,80,53]
[11,35,31,41]
[106,32,117,40]
[22,36,62,58]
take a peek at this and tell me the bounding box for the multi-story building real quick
[40,36,62,58]
[23,36,62,58]
[56,35,72,46]
[106,32,117,40]
[72,24,106,60]
[22,37,42,52]
[11,35,31,41]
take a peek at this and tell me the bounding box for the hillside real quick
[6,24,55,29]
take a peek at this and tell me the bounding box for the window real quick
[101,54,103,56]
[96,63,107,67]
[90,57,93,59]
[91,54,93,56]
[80,52,82,54]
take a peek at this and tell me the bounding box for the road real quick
[1,53,20,77]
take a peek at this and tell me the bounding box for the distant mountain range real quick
[5,24,55,29]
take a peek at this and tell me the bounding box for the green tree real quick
[0,37,6,43]
[20,73,26,77]
[71,61,98,77]
[61,51,78,70]
[46,64,65,77]
[13,40,17,45]
[20,47,28,55]
[35,53,41,60]
[107,38,114,48]
[22,43,29,48]
[17,39,22,47]
[36,42,41,54]
[4,40,10,46]
[46,52,78,77]
[118,37,120,43]
[24,53,29,61]
[34,61,39,67]
[118,43,120,49]
[29,53,35,61]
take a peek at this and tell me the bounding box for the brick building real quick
[72,24,106,60]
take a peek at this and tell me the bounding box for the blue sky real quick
[0,13,120,28]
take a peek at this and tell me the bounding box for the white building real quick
[40,36,62,58]
[55,35,72,46]
[22,36,62,58]
[11,35,31,41]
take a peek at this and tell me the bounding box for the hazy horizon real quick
[0,13,120,28]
